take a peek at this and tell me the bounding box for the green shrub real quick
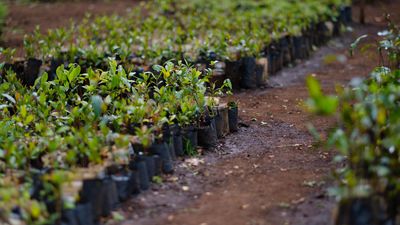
[0,1,7,35]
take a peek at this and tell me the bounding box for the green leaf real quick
[306,76,322,98]
[25,115,34,124]
[68,66,81,83]
[91,95,103,117]
[56,126,70,134]
[2,93,16,104]
[306,76,338,115]
[152,65,163,72]
[30,201,41,219]
[350,34,368,56]
[20,105,27,118]
[56,65,66,81]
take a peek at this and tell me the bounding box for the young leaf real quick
[2,93,16,104]
[306,76,338,115]
[350,34,368,56]
[91,95,103,117]
[67,66,81,83]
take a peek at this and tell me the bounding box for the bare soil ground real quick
[1,0,137,53]
[2,1,400,225]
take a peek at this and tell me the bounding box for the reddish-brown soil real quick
[1,0,138,53]
[2,1,400,225]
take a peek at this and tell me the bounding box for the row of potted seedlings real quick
[0,1,353,89]
[67,104,239,225]
[0,1,354,224]
[224,5,353,90]
[0,60,238,225]
[306,20,400,225]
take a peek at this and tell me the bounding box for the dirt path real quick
[109,2,400,225]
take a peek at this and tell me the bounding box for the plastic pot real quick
[112,172,135,201]
[228,106,239,132]
[61,208,79,225]
[138,155,156,180]
[171,124,184,157]
[214,105,230,138]
[153,155,162,175]
[276,51,284,72]
[129,170,141,195]
[267,53,275,75]
[2,63,17,76]
[307,24,317,47]
[173,133,184,157]
[183,125,198,151]
[24,58,42,86]
[9,61,25,85]
[335,197,389,225]
[333,19,341,37]
[341,6,352,24]
[74,203,94,225]
[240,56,257,89]
[168,137,177,161]
[316,22,329,46]
[304,33,312,57]
[163,124,177,160]
[129,160,150,191]
[150,142,174,174]
[293,36,305,60]
[346,6,353,23]
[49,58,64,81]
[225,60,242,90]
[287,36,296,65]
[198,117,218,148]
[265,43,280,75]
[79,179,104,220]
[101,178,119,217]
[162,123,172,142]
[255,57,268,86]
[279,37,291,66]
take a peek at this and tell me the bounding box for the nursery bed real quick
[108,2,400,225]
[2,0,138,53]
[0,0,399,225]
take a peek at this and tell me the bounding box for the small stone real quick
[241,204,250,209]
[291,197,305,205]
[182,186,190,191]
